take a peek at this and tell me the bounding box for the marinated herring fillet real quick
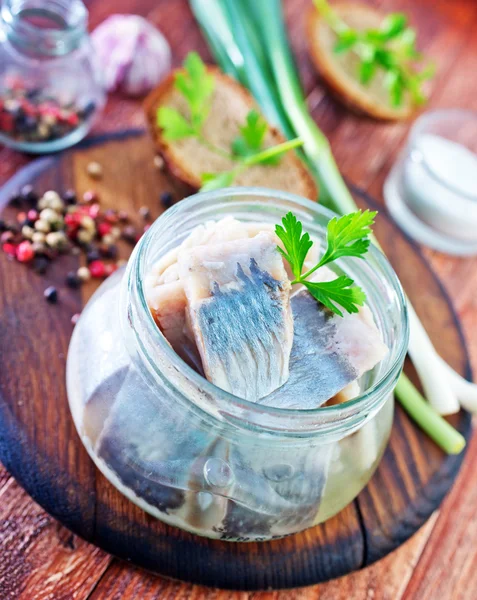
[145,218,283,377]
[260,289,388,409]
[147,279,204,373]
[178,232,294,400]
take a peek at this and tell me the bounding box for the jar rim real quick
[1,0,88,56]
[408,108,477,203]
[130,187,409,436]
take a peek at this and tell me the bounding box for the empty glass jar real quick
[67,188,409,541]
[0,0,105,153]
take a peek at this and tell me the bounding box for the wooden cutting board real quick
[0,130,472,590]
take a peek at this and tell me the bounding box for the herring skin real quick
[260,290,388,409]
[179,232,293,401]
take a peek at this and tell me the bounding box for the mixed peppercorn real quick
[0,78,96,144]
[1,164,176,321]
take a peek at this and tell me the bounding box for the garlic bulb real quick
[92,15,171,96]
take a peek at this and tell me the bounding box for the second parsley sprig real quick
[157,52,304,191]
[276,210,377,317]
[314,0,435,108]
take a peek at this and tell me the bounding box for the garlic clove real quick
[92,15,171,97]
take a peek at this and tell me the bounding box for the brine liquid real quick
[67,270,393,542]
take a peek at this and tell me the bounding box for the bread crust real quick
[144,67,318,200]
[306,3,415,121]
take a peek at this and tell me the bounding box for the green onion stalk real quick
[189,0,475,453]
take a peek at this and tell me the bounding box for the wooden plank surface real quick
[1,0,476,598]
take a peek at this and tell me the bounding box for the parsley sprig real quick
[157,52,304,190]
[276,210,376,317]
[314,0,435,108]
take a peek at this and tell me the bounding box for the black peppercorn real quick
[32,255,49,275]
[86,248,101,263]
[9,193,22,207]
[63,189,77,205]
[122,226,137,245]
[20,184,38,205]
[79,101,96,120]
[99,243,118,260]
[44,286,58,303]
[20,218,35,229]
[160,191,174,209]
[66,271,81,289]
[25,88,41,101]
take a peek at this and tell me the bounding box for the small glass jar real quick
[384,109,477,256]
[0,0,105,153]
[67,188,408,542]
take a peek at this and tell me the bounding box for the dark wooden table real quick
[1,0,477,598]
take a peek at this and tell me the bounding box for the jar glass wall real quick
[67,188,408,541]
[0,0,105,153]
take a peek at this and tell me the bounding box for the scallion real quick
[189,0,475,453]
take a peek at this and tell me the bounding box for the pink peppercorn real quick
[65,213,80,227]
[0,112,14,133]
[27,209,39,221]
[104,263,118,277]
[98,222,111,237]
[83,190,98,204]
[2,242,17,257]
[71,313,81,326]
[16,240,34,262]
[20,99,37,117]
[65,113,79,127]
[104,210,118,224]
[17,211,27,223]
[88,204,100,219]
[89,260,106,278]
[1,231,14,244]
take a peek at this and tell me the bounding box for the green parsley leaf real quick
[157,52,214,142]
[157,106,196,141]
[359,59,376,84]
[304,277,366,318]
[200,170,237,192]
[174,52,214,129]
[396,28,420,59]
[314,1,434,109]
[334,29,358,53]
[158,54,302,189]
[275,212,313,280]
[384,70,404,107]
[232,110,280,165]
[236,110,267,150]
[380,13,407,40]
[276,210,376,316]
[317,210,377,268]
[374,48,396,70]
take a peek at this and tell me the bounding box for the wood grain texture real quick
[0,0,476,597]
[0,132,471,592]
[400,432,477,600]
[0,480,111,600]
[0,133,364,590]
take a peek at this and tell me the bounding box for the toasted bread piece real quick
[144,67,318,200]
[307,2,414,120]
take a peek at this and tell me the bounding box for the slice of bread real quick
[144,67,318,200]
[307,2,414,120]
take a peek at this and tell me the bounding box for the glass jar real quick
[0,0,105,153]
[384,109,477,256]
[67,188,409,542]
